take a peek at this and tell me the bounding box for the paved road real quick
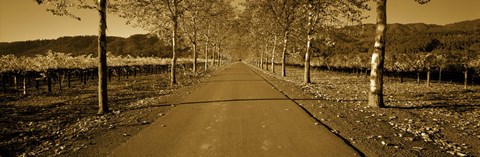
[109,62,359,157]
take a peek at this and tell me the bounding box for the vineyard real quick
[252,45,480,88]
[2,0,480,156]
[322,51,480,84]
[0,50,224,156]
[0,51,204,96]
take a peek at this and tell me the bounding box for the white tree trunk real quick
[368,0,386,108]
[97,0,109,114]
[304,2,313,83]
[192,12,198,73]
[212,43,216,66]
[193,42,197,72]
[281,30,289,77]
[23,74,27,95]
[271,35,277,73]
[205,25,210,71]
[171,16,178,86]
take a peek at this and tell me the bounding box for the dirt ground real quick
[254,64,479,157]
[2,62,479,157]
[0,65,226,157]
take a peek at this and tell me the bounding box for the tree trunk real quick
[171,16,178,86]
[260,45,264,69]
[304,4,314,84]
[205,25,210,71]
[219,54,222,65]
[35,79,39,92]
[47,74,52,93]
[215,43,219,66]
[281,30,289,77]
[217,43,221,66]
[67,71,71,88]
[263,44,268,69]
[438,67,442,83]
[426,65,431,87]
[368,0,386,108]
[91,69,95,80]
[84,71,88,85]
[23,73,27,95]
[212,43,216,66]
[271,35,277,73]
[84,70,88,84]
[13,75,17,89]
[133,68,137,77]
[400,72,404,83]
[58,70,63,90]
[304,41,311,83]
[126,68,129,80]
[266,51,269,71]
[117,69,121,81]
[192,11,198,73]
[417,71,420,84]
[97,0,109,114]
[193,42,197,73]
[464,65,468,90]
[2,75,6,93]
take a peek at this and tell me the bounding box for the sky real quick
[0,0,479,43]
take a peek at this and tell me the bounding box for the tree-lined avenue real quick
[109,62,358,157]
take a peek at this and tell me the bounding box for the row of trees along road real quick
[31,0,477,112]
[239,0,368,98]
[240,0,368,80]
[35,0,236,114]
[240,0,466,108]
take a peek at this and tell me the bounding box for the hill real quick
[331,19,480,55]
[0,34,189,58]
[1,19,479,58]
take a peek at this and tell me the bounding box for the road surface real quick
[109,62,359,157]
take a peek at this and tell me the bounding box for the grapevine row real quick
[0,51,203,94]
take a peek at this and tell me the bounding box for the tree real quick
[35,0,109,114]
[166,0,183,86]
[303,0,316,83]
[182,0,202,73]
[368,0,430,108]
[368,0,387,107]
[424,53,435,87]
[211,12,237,66]
[301,0,368,83]
[271,34,278,73]
[267,0,300,77]
[435,52,449,82]
[113,0,186,86]
[204,24,211,71]
[194,0,232,71]
[240,0,280,72]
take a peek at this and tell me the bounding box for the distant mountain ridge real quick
[1,19,479,57]
[329,19,480,55]
[0,34,188,58]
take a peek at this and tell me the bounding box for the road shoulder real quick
[247,64,448,157]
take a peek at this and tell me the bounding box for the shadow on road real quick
[176,98,329,105]
[202,79,265,83]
